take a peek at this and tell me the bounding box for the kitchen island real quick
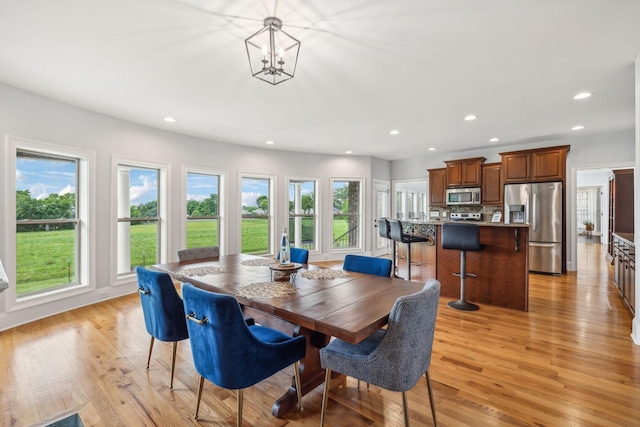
[396,220,529,311]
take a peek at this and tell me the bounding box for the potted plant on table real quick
[583,220,594,232]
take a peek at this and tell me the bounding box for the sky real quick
[16,161,314,208]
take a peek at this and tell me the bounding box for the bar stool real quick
[388,219,428,281]
[442,222,484,311]
[377,218,396,276]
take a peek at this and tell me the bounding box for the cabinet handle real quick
[515,229,520,252]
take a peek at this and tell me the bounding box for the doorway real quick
[576,185,602,243]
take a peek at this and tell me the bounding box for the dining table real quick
[152,253,424,418]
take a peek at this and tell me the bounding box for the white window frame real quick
[330,177,364,253]
[111,157,169,286]
[285,175,321,254]
[182,166,227,256]
[4,136,96,310]
[239,173,276,255]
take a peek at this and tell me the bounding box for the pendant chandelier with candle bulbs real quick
[245,17,301,85]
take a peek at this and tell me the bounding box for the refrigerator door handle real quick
[531,193,537,232]
[530,242,557,248]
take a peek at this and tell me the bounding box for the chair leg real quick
[320,369,331,427]
[425,370,437,426]
[236,389,243,427]
[170,341,178,389]
[294,361,303,412]
[407,242,412,281]
[194,375,205,419]
[402,391,410,427]
[146,336,155,369]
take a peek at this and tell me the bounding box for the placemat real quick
[235,281,297,299]
[301,269,350,280]
[240,258,276,266]
[179,265,224,276]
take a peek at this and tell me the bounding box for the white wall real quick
[0,82,383,330]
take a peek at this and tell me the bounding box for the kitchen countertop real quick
[612,232,634,246]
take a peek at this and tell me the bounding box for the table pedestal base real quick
[243,307,331,418]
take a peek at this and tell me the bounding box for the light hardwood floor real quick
[2,242,639,426]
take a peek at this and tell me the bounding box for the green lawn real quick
[15,218,351,295]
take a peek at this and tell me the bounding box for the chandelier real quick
[245,17,301,85]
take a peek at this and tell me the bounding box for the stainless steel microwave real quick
[445,187,482,205]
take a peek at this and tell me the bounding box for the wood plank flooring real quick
[2,242,639,426]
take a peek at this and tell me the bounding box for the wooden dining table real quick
[152,253,424,418]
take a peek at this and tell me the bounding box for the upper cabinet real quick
[444,157,486,187]
[500,146,570,183]
[428,168,446,207]
[481,162,502,205]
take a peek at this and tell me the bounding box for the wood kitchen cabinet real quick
[481,162,502,205]
[428,168,446,207]
[444,157,485,187]
[500,145,569,183]
[607,169,634,258]
[613,233,635,316]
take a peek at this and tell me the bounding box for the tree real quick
[301,193,315,213]
[256,195,269,212]
[200,194,218,216]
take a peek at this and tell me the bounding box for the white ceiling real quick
[1,0,639,161]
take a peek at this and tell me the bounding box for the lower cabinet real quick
[613,234,635,316]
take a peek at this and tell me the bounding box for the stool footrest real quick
[453,272,477,278]
[448,300,480,311]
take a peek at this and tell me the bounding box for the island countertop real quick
[403,219,529,228]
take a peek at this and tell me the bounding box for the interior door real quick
[373,180,391,257]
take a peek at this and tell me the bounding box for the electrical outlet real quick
[441,211,448,218]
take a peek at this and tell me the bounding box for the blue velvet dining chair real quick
[136,266,189,389]
[277,247,309,264]
[320,279,441,427]
[181,283,307,425]
[343,254,393,277]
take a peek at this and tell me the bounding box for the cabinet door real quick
[428,168,446,206]
[532,148,566,181]
[502,153,531,183]
[445,162,462,187]
[481,163,502,205]
[461,159,483,186]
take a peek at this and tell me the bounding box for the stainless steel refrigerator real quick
[504,182,563,274]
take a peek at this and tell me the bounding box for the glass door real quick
[373,180,390,256]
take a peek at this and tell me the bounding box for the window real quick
[15,151,79,296]
[116,162,166,275]
[241,175,274,255]
[185,171,221,249]
[9,137,94,304]
[395,190,403,219]
[332,179,362,250]
[287,178,318,251]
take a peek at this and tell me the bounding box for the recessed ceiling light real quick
[489,137,500,142]
[428,147,437,151]
[464,115,477,121]
[573,92,592,100]
[389,129,400,135]
[163,117,176,123]
[265,140,275,145]
[571,125,585,131]
[345,150,353,154]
